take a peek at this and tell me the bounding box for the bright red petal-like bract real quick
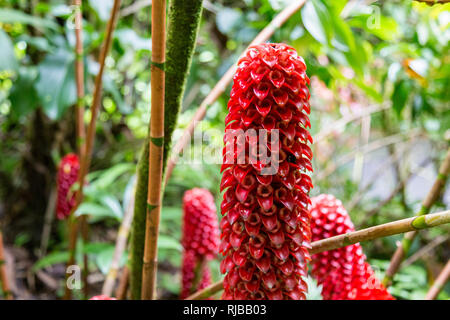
[310,194,394,300]
[219,43,313,300]
[56,153,80,220]
[181,188,220,299]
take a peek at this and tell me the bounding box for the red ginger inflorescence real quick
[180,188,220,299]
[219,43,314,300]
[56,153,80,220]
[310,194,394,300]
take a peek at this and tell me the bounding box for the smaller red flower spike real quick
[56,153,80,220]
[181,188,220,299]
[89,295,116,300]
[310,194,394,300]
[180,250,213,299]
[182,188,220,259]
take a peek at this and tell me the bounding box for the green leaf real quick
[0,8,59,31]
[95,246,115,275]
[87,163,135,189]
[301,0,332,45]
[392,80,412,117]
[9,68,39,119]
[75,202,118,219]
[158,235,182,252]
[35,48,77,120]
[0,29,18,72]
[33,251,69,271]
[99,195,123,220]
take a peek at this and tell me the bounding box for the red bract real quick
[219,43,313,300]
[89,295,116,300]
[56,153,80,220]
[180,250,213,299]
[181,188,219,299]
[182,188,220,259]
[310,194,394,300]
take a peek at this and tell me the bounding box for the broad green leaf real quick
[75,202,118,219]
[9,67,39,119]
[0,9,59,30]
[392,79,412,116]
[158,235,182,252]
[99,195,123,220]
[33,251,69,271]
[35,48,77,120]
[95,246,115,275]
[301,0,332,45]
[88,163,135,189]
[0,29,18,72]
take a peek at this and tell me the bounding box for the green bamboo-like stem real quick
[163,0,308,186]
[129,0,204,300]
[0,230,12,300]
[64,0,122,300]
[186,209,450,300]
[383,148,450,287]
[141,0,166,300]
[425,260,450,300]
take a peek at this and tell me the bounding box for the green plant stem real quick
[383,148,450,287]
[186,209,450,300]
[129,0,203,300]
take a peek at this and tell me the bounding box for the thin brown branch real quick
[425,260,450,300]
[141,0,166,300]
[163,0,307,187]
[74,1,89,297]
[383,148,450,287]
[115,266,130,300]
[64,0,122,300]
[186,210,450,300]
[102,187,135,296]
[0,230,12,300]
[403,235,448,267]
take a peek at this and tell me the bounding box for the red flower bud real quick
[56,153,80,220]
[310,194,394,300]
[181,188,220,299]
[220,43,313,300]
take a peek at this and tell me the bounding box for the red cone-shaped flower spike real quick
[220,43,313,300]
[180,250,213,299]
[310,194,394,300]
[182,188,220,259]
[56,153,80,220]
[89,295,116,300]
[181,188,220,299]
